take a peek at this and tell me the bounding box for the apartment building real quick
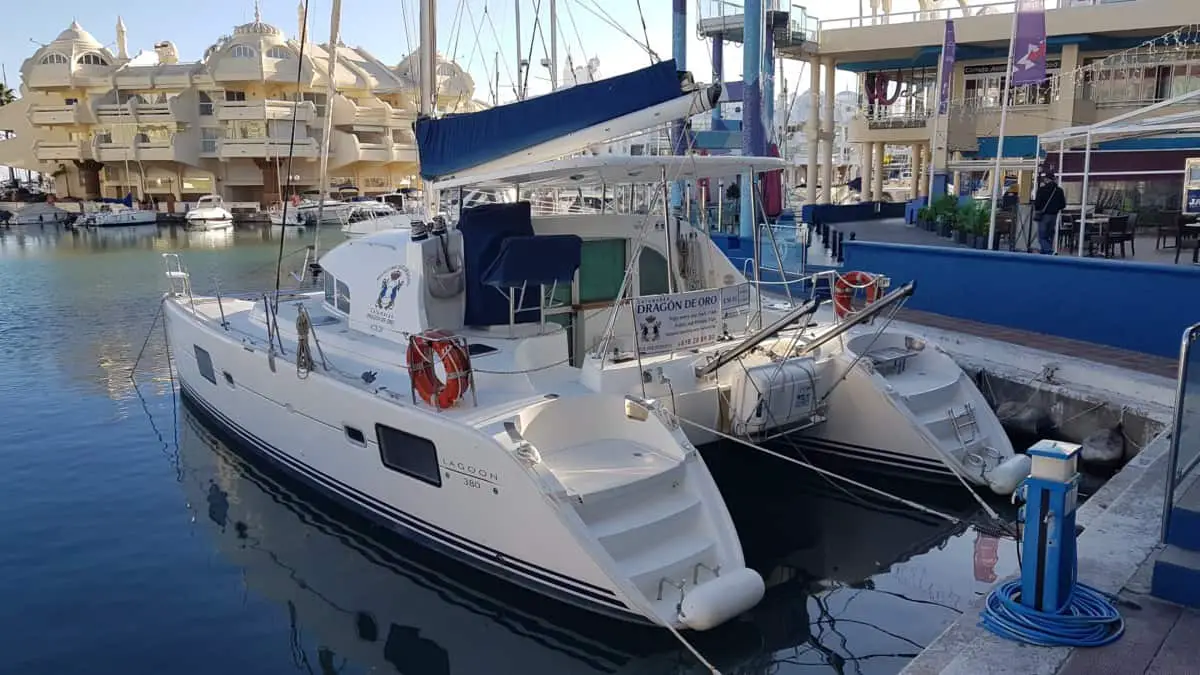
[799,0,1199,209]
[0,11,485,206]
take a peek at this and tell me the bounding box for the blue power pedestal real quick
[1019,439,1083,613]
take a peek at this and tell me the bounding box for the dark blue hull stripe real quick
[179,383,629,613]
[788,437,956,475]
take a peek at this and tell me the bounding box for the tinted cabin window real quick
[638,248,671,296]
[324,273,336,306]
[194,345,217,384]
[579,239,627,303]
[336,279,351,314]
[375,425,442,487]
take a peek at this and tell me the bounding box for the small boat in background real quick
[267,201,305,227]
[184,195,234,231]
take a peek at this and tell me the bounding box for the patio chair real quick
[1101,214,1133,258]
[1174,213,1200,264]
[1159,209,1182,249]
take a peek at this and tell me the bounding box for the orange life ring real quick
[833,270,880,320]
[407,330,471,409]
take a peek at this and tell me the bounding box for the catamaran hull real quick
[162,299,642,623]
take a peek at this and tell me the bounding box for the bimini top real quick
[430,155,789,192]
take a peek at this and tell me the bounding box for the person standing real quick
[1033,172,1066,255]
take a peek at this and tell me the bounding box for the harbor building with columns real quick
[698,0,1200,221]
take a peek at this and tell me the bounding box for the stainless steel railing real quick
[1161,322,1200,541]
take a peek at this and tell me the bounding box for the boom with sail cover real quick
[415,60,722,181]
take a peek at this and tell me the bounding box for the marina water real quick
[0,223,1018,674]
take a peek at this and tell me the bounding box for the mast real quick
[514,0,525,100]
[549,0,558,90]
[313,0,342,248]
[419,0,437,216]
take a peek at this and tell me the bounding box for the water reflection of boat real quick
[79,223,160,246]
[177,400,826,675]
[180,228,235,249]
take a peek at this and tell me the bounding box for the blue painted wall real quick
[844,241,1200,358]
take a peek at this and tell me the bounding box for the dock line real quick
[677,418,966,525]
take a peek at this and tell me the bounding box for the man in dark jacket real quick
[1033,173,1066,254]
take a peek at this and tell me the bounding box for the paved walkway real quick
[824,218,1190,266]
[1057,592,1199,675]
[896,309,1178,378]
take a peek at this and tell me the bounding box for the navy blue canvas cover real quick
[415,60,683,181]
[458,201,536,326]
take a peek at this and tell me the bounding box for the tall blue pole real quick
[740,0,763,240]
[763,15,775,149]
[670,0,687,213]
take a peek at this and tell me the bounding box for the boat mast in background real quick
[420,0,437,217]
[312,0,342,259]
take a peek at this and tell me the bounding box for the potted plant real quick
[916,206,932,230]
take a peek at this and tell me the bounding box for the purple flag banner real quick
[938,20,956,115]
[1011,0,1048,86]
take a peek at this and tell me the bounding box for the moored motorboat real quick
[184,195,234,231]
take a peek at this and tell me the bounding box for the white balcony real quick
[358,143,391,163]
[97,142,190,163]
[29,104,93,126]
[218,100,315,122]
[218,137,319,159]
[34,141,93,161]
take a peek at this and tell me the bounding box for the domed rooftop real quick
[233,3,283,39]
[53,21,103,48]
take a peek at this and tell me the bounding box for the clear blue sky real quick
[2,0,881,103]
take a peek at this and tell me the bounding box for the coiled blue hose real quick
[980,578,1125,647]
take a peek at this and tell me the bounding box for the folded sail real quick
[415,60,692,181]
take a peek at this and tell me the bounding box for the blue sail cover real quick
[483,235,582,288]
[415,59,684,181]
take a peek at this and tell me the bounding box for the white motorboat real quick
[184,195,234,231]
[267,201,305,227]
[12,201,73,225]
[82,203,159,227]
[295,196,353,226]
[341,203,411,238]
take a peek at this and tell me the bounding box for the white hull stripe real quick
[179,383,630,614]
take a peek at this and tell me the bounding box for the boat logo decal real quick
[368,265,411,325]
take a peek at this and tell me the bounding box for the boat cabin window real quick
[637,248,671,296]
[579,239,627,304]
[323,272,351,315]
[194,345,217,385]
[335,279,351,314]
[375,424,442,488]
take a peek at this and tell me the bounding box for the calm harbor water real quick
[0,223,1018,675]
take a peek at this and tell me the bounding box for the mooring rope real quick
[295,309,315,379]
[677,418,963,524]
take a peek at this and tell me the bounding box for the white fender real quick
[989,454,1032,495]
[678,568,765,631]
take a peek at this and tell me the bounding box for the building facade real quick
[799,0,1199,209]
[0,11,484,207]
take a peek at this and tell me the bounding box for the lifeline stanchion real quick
[979,440,1125,648]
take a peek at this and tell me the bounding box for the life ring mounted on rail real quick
[406,330,472,409]
[832,270,882,320]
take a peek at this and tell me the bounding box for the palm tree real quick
[0,83,15,187]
